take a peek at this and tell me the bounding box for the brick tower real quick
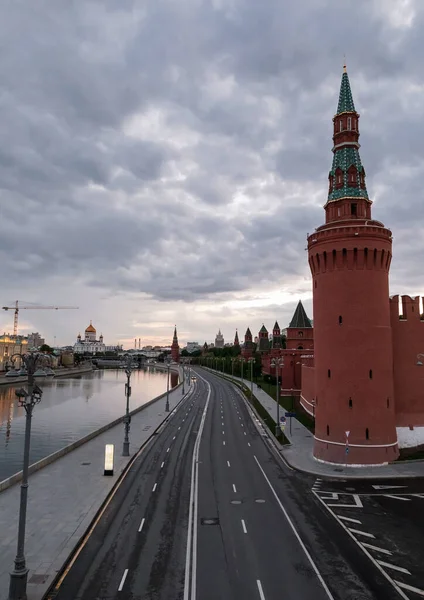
[308,65,398,465]
[234,329,240,348]
[171,326,180,363]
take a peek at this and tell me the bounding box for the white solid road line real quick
[256,579,266,600]
[255,456,335,600]
[152,483,157,492]
[383,495,411,501]
[337,516,361,524]
[348,528,375,538]
[360,542,392,555]
[161,461,165,469]
[118,569,129,591]
[184,375,211,600]
[233,484,237,493]
[138,518,145,533]
[227,461,231,467]
[241,519,247,534]
[377,561,411,575]
[395,581,424,597]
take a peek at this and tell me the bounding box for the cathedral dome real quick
[85,321,96,333]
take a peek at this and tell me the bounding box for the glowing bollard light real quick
[104,444,114,476]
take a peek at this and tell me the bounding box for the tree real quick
[39,344,54,354]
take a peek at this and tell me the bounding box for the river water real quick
[0,367,178,481]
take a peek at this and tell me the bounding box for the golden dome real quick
[85,321,96,333]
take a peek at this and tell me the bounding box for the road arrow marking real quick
[372,485,408,490]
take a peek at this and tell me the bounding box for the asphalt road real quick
[51,380,205,600]
[49,368,406,600]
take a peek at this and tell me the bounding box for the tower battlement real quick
[390,295,424,321]
[309,245,392,276]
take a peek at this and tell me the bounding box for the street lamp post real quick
[231,357,235,379]
[9,352,50,600]
[248,357,254,398]
[271,357,284,437]
[240,357,245,383]
[181,359,185,395]
[165,361,170,412]
[122,354,134,457]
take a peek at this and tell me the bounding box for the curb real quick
[0,374,182,493]
[201,368,424,481]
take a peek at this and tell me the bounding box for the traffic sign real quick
[345,430,350,438]
[280,416,286,423]
[285,412,296,418]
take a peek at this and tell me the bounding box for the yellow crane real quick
[2,301,79,336]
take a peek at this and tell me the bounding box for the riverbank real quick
[0,378,190,600]
[0,372,182,493]
[0,364,93,386]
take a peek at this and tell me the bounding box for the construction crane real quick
[2,301,79,336]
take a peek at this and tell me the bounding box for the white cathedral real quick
[73,322,122,354]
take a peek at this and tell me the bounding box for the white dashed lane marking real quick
[138,518,145,532]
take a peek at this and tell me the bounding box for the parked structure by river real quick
[0,367,178,482]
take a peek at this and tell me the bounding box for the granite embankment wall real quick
[0,365,181,493]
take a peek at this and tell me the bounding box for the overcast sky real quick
[0,0,423,348]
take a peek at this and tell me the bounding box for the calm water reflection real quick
[0,368,178,481]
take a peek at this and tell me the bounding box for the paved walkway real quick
[205,369,424,479]
[0,383,191,600]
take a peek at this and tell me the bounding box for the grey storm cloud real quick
[0,0,423,322]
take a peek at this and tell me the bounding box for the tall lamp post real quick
[248,357,254,398]
[271,357,284,437]
[165,361,171,412]
[240,357,245,383]
[181,359,185,395]
[9,352,50,600]
[122,354,134,457]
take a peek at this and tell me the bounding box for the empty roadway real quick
[49,368,403,600]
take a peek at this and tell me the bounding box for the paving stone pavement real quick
[204,368,424,479]
[0,383,189,600]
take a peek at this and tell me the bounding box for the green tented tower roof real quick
[289,301,312,329]
[337,67,356,114]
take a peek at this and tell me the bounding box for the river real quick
[0,367,178,482]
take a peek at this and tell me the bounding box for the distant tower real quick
[257,324,270,353]
[286,301,313,351]
[215,329,225,348]
[242,327,254,359]
[308,65,398,465]
[171,326,180,363]
[138,338,141,350]
[234,329,240,347]
[272,321,282,349]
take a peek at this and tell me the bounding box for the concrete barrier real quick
[0,375,182,494]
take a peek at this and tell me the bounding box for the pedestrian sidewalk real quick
[206,369,424,480]
[0,383,191,600]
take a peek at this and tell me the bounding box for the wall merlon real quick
[390,295,424,321]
